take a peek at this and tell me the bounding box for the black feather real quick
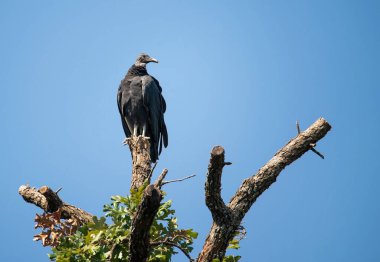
[117,57,168,163]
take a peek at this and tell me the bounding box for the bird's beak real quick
[149,58,159,63]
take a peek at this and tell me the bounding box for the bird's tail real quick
[150,141,159,163]
[158,122,168,154]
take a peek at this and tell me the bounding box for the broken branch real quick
[18,185,93,224]
[205,146,231,223]
[297,120,325,159]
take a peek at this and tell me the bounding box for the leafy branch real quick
[47,184,198,261]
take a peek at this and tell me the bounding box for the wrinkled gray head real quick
[135,53,159,67]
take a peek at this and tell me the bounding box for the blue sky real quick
[1,0,379,261]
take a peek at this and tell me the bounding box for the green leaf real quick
[186,229,198,239]
[49,190,199,261]
[223,255,241,262]
[227,239,240,250]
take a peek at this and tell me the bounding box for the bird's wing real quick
[117,83,132,138]
[117,86,123,115]
[152,77,166,113]
[142,76,168,153]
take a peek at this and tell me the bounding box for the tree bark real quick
[197,117,331,261]
[129,169,168,262]
[126,136,153,191]
[129,184,162,262]
[205,146,230,224]
[18,185,93,224]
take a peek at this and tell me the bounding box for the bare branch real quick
[197,118,331,261]
[148,162,158,181]
[154,168,169,188]
[205,146,231,223]
[310,147,325,159]
[18,185,93,224]
[230,118,331,218]
[162,174,196,186]
[296,120,301,134]
[297,120,325,159]
[55,187,63,194]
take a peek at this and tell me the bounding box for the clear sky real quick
[1,0,379,261]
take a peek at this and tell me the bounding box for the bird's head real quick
[134,53,159,67]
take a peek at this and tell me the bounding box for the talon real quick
[123,138,131,145]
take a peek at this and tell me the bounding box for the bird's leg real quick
[142,124,147,138]
[134,125,144,143]
[133,125,138,137]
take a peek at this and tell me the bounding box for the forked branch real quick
[197,117,331,261]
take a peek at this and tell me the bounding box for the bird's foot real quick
[124,136,150,145]
[135,135,150,143]
[122,137,131,145]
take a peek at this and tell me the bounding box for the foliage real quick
[33,210,80,247]
[47,185,197,261]
[212,257,241,262]
[32,183,244,261]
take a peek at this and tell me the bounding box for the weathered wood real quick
[126,136,153,191]
[197,118,331,261]
[205,146,232,224]
[129,169,168,262]
[18,185,93,224]
[129,185,162,262]
[229,118,331,220]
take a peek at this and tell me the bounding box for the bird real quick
[117,53,168,163]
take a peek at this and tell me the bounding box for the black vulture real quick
[117,53,168,163]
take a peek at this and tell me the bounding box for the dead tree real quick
[197,117,330,261]
[19,117,331,261]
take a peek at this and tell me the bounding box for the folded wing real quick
[142,76,168,161]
